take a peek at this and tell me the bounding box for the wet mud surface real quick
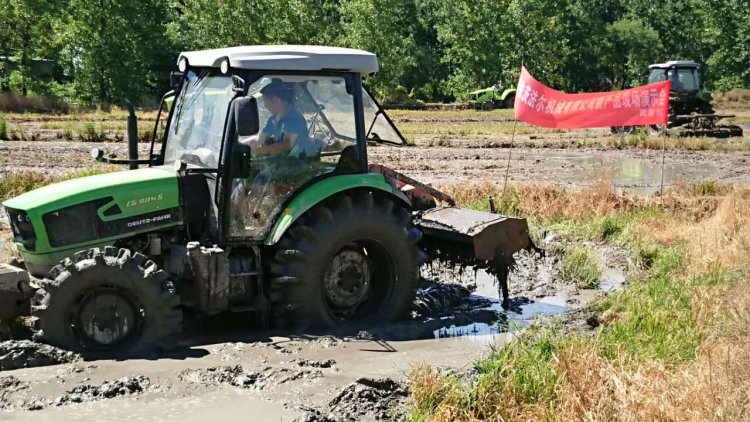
[0,236,631,420]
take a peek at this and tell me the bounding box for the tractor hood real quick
[3,168,182,268]
[3,168,179,214]
[468,87,494,95]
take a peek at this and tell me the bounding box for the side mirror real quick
[170,72,183,89]
[231,143,251,179]
[235,97,259,137]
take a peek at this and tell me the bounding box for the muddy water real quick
[0,246,627,420]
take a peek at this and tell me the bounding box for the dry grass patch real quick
[435,180,726,223]
[0,168,116,201]
[637,187,750,273]
[714,89,750,110]
[551,333,750,421]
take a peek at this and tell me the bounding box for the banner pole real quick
[659,128,667,195]
[502,118,519,195]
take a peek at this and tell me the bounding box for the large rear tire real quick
[503,94,515,109]
[270,191,421,328]
[31,247,182,355]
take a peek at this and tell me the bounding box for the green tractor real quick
[647,61,742,137]
[0,46,535,355]
[467,82,516,111]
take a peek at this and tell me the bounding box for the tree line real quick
[1,0,748,106]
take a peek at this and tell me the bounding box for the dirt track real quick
[2,108,750,191]
[1,139,750,194]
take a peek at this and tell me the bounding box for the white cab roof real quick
[177,45,379,75]
[649,60,699,69]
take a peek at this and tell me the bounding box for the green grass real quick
[558,246,603,289]
[0,114,6,140]
[39,120,129,131]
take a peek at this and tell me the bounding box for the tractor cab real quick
[648,60,701,93]
[152,46,407,241]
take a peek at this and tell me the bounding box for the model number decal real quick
[126,194,164,208]
[126,213,172,228]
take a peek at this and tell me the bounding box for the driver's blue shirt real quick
[261,106,315,158]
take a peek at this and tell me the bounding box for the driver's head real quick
[261,81,293,115]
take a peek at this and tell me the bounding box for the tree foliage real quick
[3,0,750,105]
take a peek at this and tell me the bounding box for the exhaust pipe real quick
[124,99,139,170]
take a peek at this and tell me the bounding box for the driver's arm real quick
[253,133,297,156]
[239,132,272,147]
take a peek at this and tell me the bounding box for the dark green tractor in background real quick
[0,46,535,355]
[647,61,742,137]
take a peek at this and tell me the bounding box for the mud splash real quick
[179,365,324,391]
[295,377,409,422]
[2,375,152,411]
[0,340,80,371]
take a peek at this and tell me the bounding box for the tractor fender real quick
[264,173,409,245]
[500,88,516,101]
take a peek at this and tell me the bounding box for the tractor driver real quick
[241,81,314,158]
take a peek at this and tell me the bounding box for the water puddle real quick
[428,268,571,342]
[427,247,628,342]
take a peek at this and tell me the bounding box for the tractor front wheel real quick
[31,247,182,355]
[270,191,421,328]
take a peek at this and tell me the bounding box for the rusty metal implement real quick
[415,207,537,307]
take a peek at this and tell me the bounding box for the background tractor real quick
[611,61,742,137]
[0,46,535,355]
[647,61,742,137]
[467,82,516,110]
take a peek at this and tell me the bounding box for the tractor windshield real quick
[648,68,700,92]
[163,70,234,168]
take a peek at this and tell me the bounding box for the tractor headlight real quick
[5,208,36,251]
[220,58,230,74]
[178,57,188,73]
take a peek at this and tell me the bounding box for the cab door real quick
[225,73,362,240]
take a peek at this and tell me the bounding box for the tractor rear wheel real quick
[610,126,635,135]
[270,191,421,328]
[31,247,182,355]
[503,94,516,109]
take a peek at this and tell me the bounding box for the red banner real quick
[514,66,670,128]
